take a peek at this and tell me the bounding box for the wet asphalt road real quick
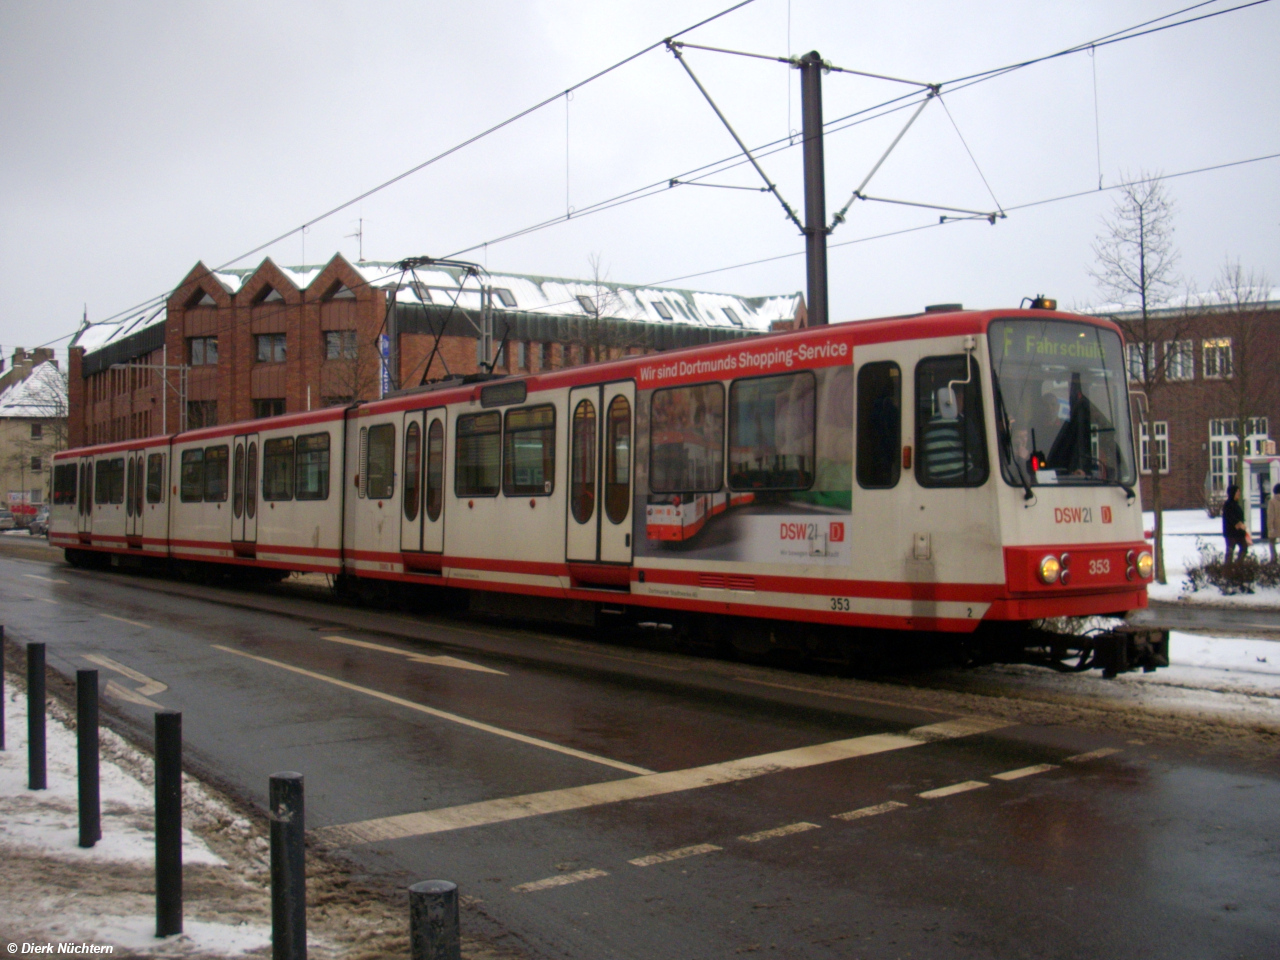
[2,549,1278,960]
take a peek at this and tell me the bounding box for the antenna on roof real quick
[345,218,367,262]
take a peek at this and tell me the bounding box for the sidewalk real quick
[1144,510,1280,611]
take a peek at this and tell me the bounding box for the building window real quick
[323,395,353,408]
[1139,421,1169,474]
[540,342,553,370]
[475,338,486,368]
[576,295,598,316]
[516,342,527,370]
[1126,342,1154,382]
[1164,340,1194,381]
[1203,338,1233,379]
[651,301,673,320]
[324,330,358,360]
[189,336,219,366]
[1209,418,1269,494]
[30,423,42,440]
[30,457,42,472]
[186,401,217,430]
[256,333,287,363]
[253,399,286,419]
[493,288,517,308]
[723,307,742,326]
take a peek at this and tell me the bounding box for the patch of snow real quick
[1143,510,1279,608]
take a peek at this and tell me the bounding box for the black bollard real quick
[78,669,101,848]
[1,624,6,751]
[270,772,306,960]
[408,880,461,960]
[155,710,183,937]
[27,642,46,790]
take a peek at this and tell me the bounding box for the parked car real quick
[28,506,50,537]
[0,508,15,531]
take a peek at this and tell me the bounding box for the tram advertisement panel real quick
[633,334,853,565]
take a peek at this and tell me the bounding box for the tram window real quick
[604,395,631,524]
[426,419,445,521]
[570,399,596,523]
[180,449,204,501]
[296,433,330,500]
[146,454,165,504]
[366,423,396,500]
[263,437,295,500]
[455,412,501,497]
[915,355,988,488]
[404,422,422,521]
[856,362,902,489]
[246,443,258,518]
[204,445,229,502]
[95,458,124,505]
[126,458,137,517]
[728,372,815,491]
[504,405,555,497]
[649,383,724,494]
[82,463,93,513]
[54,463,77,505]
[232,445,245,518]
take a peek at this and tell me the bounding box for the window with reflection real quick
[426,419,445,521]
[366,424,396,499]
[728,372,814,490]
[649,383,724,493]
[263,438,295,500]
[296,433,330,500]
[856,362,901,489]
[456,412,500,496]
[504,405,555,497]
[404,422,421,521]
[604,395,631,524]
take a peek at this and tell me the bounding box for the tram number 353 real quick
[829,597,851,611]
[1088,558,1111,576]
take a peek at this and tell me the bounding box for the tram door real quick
[77,456,94,535]
[125,453,144,538]
[231,433,259,543]
[566,381,635,564]
[400,408,446,553]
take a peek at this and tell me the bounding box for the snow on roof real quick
[1088,286,1280,317]
[0,361,66,419]
[70,254,802,358]
[348,260,800,331]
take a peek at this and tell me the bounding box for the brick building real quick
[1109,291,1280,513]
[68,253,804,447]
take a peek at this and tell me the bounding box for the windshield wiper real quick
[993,378,1033,501]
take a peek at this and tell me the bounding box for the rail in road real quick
[1,550,1277,959]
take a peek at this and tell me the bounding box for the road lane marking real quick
[83,654,168,707]
[733,677,955,714]
[22,593,58,604]
[23,574,68,584]
[323,635,506,675]
[629,843,722,867]
[317,716,1010,845]
[739,822,820,843]
[513,869,608,893]
[1063,748,1120,763]
[832,800,909,821]
[213,645,653,775]
[918,780,988,799]
[992,764,1059,781]
[99,613,152,629]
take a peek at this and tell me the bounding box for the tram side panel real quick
[253,419,342,574]
[169,436,234,563]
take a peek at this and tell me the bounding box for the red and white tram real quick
[51,304,1167,673]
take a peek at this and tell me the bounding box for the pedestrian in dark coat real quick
[1222,484,1249,564]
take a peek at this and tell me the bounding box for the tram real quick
[50,302,1168,675]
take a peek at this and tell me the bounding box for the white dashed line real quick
[628,843,722,867]
[992,764,1059,781]
[99,613,151,629]
[918,780,988,799]
[1063,748,1120,763]
[739,822,821,843]
[23,574,68,584]
[832,800,909,821]
[513,868,608,893]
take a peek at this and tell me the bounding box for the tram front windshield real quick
[988,318,1136,488]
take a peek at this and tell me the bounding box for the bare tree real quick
[559,252,648,366]
[1090,172,1181,582]
[1207,259,1276,528]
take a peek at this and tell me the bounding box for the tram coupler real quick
[1090,626,1170,679]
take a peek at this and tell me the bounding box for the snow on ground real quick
[1,682,272,957]
[1144,509,1280,608]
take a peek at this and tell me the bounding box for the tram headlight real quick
[1136,551,1154,579]
[1037,554,1062,585]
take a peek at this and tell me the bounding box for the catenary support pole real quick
[78,669,101,847]
[155,710,183,937]
[27,642,45,790]
[799,50,829,327]
[409,880,461,960]
[270,772,307,960]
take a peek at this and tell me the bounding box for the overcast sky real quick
[1,0,1277,357]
